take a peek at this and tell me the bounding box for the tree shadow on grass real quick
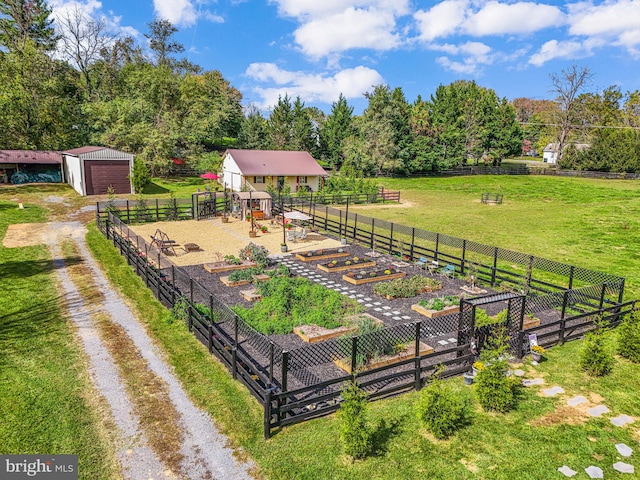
[142,182,170,195]
[370,416,405,456]
[0,256,83,280]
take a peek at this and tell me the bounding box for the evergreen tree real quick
[268,94,294,150]
[320,93,355,170]
[290,96,315,152]
[0,0,58,52]
[238,105,269,149]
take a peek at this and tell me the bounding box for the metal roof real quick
[225,149,327,176]
[0,150,62,164]
[63,146,134,161]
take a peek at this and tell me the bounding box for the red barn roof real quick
[224,149,327,176]
[0,150,62,164]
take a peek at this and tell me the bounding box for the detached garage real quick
[63,146,134,196]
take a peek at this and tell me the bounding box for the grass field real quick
[2,175,639,480]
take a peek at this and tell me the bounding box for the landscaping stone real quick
[522,378,544,387]
[542,386,565,396]
[567,395,588,407]
[588,405,610,417]
[585,465,604,479]
[610,414,634,427]
[615,443,633,457]
[513,369,525,377]
[558,466,577,477]
[613,462,634,474]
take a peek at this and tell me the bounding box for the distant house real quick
[221,149,327,193]
[543,143,590,164]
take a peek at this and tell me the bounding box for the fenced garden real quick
[96,197,636,438]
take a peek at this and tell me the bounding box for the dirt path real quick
[42,219,255,480]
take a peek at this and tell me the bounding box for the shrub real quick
[416,367,470,439]
[239,242,270,268]
[337,381,372,459]
[169,296,190,324]
[618,310,640,363]
[580,317,615,376]
[475,326,519,413]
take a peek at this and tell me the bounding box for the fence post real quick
[269,343,274,384]
[208,323,214,352]
[414,322,422,391]
[279,351,289,423]
[409,228,415,261]
[324,206,328,231]
[491,247,498,286]
[126,200,130,223]
[263,388,272,440]
[389,223,394,254]
[171,266,176,305]
[461,240,467,275]
[155,199,159,222]
[353,213,358,241]
[371,219,375,249]
[350,336,359,374]
[526,255,534,292]
[434,233,439,261]
[599,284,607,311]
[105,218,111,241]
[559,290,569,344]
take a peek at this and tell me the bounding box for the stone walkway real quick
[521,370,637,477]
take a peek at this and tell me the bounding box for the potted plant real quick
[531,345,545,362]
[472,361,485,376]
[280,243,288,253]
[463,371,474,385]
[260,225,268,233]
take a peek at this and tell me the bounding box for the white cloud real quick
[436,56,478,74]
[414,0,564,41]
[153,0,198,26]
[244,62,383,109]
[294,7,402,57]
[270,0,409,58]
[528,39,587,65]
[567,0,640,56]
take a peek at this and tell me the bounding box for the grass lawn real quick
[141,176,213,198]
[365,176,640,299]
[84,174,640,479]
[0,200,118,479]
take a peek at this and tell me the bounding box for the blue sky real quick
[49,0,640,115]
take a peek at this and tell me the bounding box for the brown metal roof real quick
[225,149,327,176]
[63,146,107,155]
[0,150,62,164]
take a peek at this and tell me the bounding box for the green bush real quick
[373,276,441,298]
[475,326,519,413]
[618,310,640,363]
[418,295,460,311]
[416,367,470,439]
[337,381,372,459]
[239,242,270,268]
[580,318,615,376]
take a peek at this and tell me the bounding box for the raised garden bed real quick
[293,313,382,343]
[240,288,262,301]
[204,261,257,274]
[373,276,442,299]
[295,248,350,262]
[334,341,435,373]
[219,273,271,287]
[411,303,460,318]
[523,315,541,329]
[343,269,406,285]
[461,285,487,295]
[317,257,376,273]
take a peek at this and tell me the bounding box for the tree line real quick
[2,1,640,177]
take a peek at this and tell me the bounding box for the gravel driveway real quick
[44,220,256,480]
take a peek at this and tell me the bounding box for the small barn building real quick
[0,150,64,184]
[221,149,327,193]
[63,146,134,195]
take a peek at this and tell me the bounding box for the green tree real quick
[337,381,372,459]
[130,157,150,193]
[238,105,269,149]
[268,94,294,149]
[290,96,316,152]
[0,0,57,52]
[319,94,355,170]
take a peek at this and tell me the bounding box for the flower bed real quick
[295,248,350,262]
[317,257,376,272]
[412,295,461,318]
[523,314,541,329]
[373,276,442,299]
[342,268,406,285]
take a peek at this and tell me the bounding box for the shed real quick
[231,191,272,220]
[0,150,64,184]
[63,146,134,195]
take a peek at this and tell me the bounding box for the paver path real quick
[44,220,255,480]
